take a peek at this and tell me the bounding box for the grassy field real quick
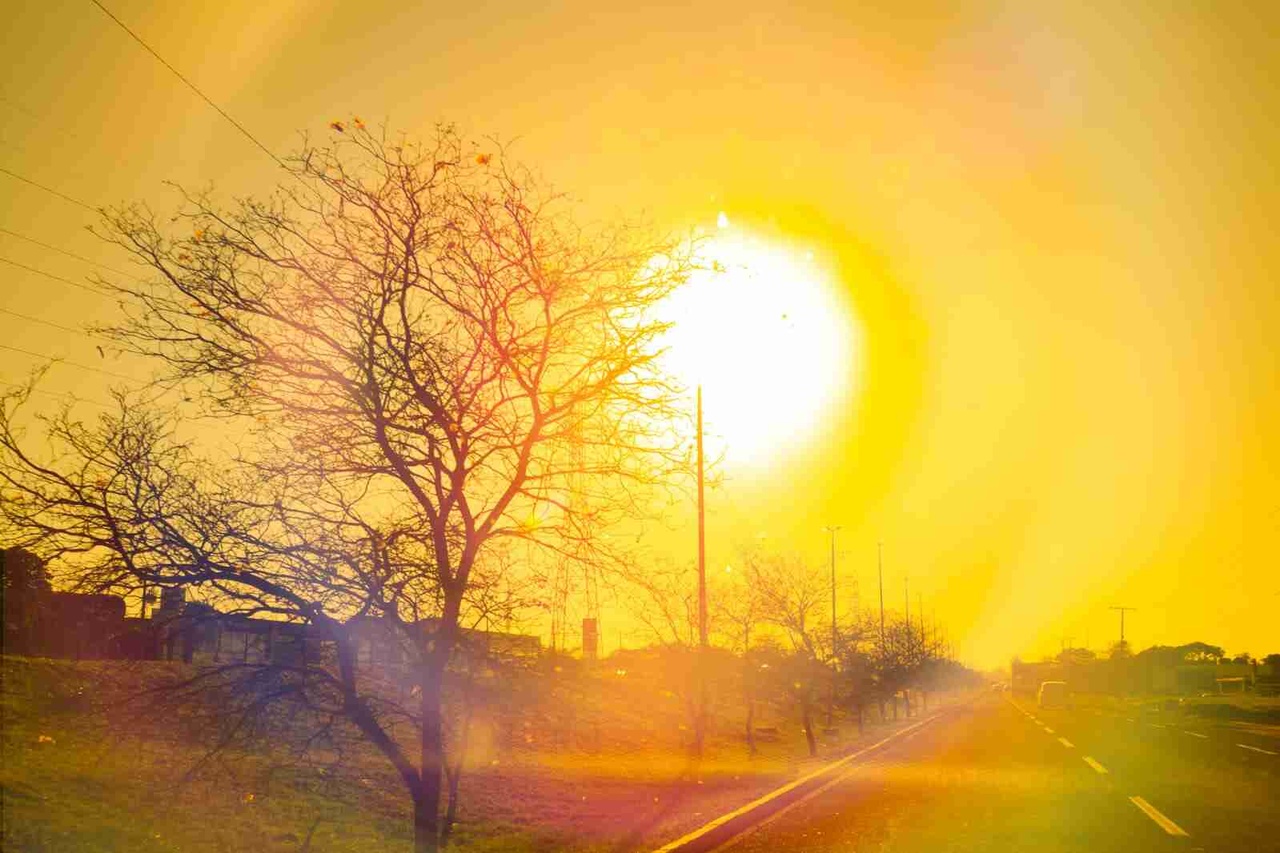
[1058,689,1280,724]
[1,656,942,852]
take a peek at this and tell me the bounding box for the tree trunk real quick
[801,695,817,757]
[440,768,461,850]
[414,659,448,853]
[414,792,438,853]
[692,652,708,758]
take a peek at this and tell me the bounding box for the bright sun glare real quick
[656,216,859,463]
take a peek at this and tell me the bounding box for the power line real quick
[0,166,98,213]
[0,255,112,296]
[0,307,114,343]
[0,342,139,384]
[0,227,130,277]
[89,0,287,171]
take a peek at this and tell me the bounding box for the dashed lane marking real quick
[1058,737,1074,748]
[1182,731,1208,739]
[1043,726,1055,734]
[1129,796,1190,837]
[1237,743,1277,755]
[1083,756,1108,774]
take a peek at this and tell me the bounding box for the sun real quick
[655,216,860,464]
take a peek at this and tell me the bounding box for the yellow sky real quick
[2,1,1277,667]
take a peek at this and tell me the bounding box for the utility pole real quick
[694,385,708,757]
[917,592,925,650]
[917,590,928,711]
[903,575,910,655]
[877,541,887,722]
[877,542,886,654]
[903,574,911,717]
[696,385,708,649]
[1110,606,1135,650]
[823,525,842,727]
[824,526,841,661]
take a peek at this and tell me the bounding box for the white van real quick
[1037,680,1070,709]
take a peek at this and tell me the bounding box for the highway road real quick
[724,693,1279,852]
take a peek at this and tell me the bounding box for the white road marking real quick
[1129,796,1190,837]
[1149,723,1167,729]
[1183,731,1208,739]
[1058,737,1074,748]
[1125,718,1135,723]
[1083,756,1108,774]
[1043,726,1055,734]
[1237,743,1278,755]
[649,712,945,852]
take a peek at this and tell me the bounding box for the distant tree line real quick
[625,547,978,757]
[1014,640,1280,697]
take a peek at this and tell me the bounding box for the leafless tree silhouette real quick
[0,124,692,852]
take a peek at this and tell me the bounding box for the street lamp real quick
[691,384,709,758]
[697,385,707,649]
[823,524,842,727]
[823,525,841,661]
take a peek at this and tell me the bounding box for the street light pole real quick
[693,384,708,758]
[877,541,887,720]
[696,385,708,649]
[903,573,911,717]
[824,526,841,662]
[877,542,886,656]
[823,525,842,727]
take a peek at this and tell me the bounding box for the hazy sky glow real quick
[2,1,1277,666]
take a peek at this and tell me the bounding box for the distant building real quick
[43,592,126,659]
[2,547,51,655]
[1,552,539,668]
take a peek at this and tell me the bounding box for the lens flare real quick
[655,223,859,464]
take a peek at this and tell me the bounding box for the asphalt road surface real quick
[725,693,1279,852]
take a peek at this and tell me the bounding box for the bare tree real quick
[711,549,771,754]
[751,552,831,756]
[0,124,691,852]
[628,562,700,649]
[623,561,707,752]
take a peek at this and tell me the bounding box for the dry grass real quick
[1,656,930,852]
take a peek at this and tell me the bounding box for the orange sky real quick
[2,1,1277,667]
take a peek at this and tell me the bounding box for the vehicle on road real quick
[1037,680,1071,709]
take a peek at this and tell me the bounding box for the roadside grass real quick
[2,658,411,851]
[1055,690,1280,730]
[2,656,935,852]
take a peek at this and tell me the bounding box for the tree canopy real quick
[0,124,693,852]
